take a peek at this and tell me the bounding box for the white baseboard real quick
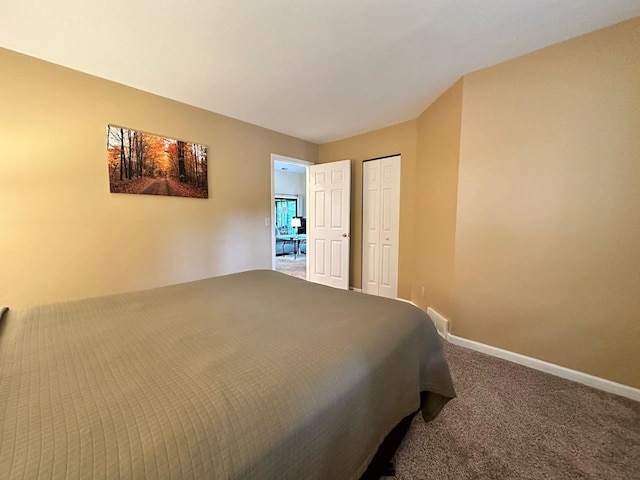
[350,288,421,311]
[427,307,449,339]
[427,307,640,402]
[395,296,417,306]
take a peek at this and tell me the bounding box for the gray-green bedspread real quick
[0,270,455,479]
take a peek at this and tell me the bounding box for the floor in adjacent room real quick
[275,255,306,280]
[394,342,640,479]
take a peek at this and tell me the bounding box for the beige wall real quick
[453,18,640,387]
[318,121,416,298]
[0,48,317,309]
[318,18,640,388]
[411,79,463,317]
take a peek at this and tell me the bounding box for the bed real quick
[0,270,455,479]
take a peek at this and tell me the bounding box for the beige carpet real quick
[394,342,640,479]
[275,255,306,280]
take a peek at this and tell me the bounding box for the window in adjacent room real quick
[275,197,297,235]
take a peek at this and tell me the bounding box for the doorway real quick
[270,154,312,280]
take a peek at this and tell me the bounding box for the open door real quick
[307,160,351,289]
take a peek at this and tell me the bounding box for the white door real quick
[362,155,401,298]
[307,160,351,289]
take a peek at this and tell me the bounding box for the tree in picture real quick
[106,125,208,198]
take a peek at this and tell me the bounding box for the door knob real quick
[342,233,350,238]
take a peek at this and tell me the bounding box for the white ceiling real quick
[274,160,305,174]
[2,1,639,144]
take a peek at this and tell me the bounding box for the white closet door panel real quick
[362,155,401,299]
[362,160,381,295]
[378,156,400,298]
[366,243,378,285]
[381,244,392,287]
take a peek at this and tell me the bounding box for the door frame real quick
[270,153,314,271]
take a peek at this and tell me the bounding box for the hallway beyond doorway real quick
[275,256,306,280]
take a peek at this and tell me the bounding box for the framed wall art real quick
[107,125,208,198]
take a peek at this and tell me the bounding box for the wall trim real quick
[427,307,640,402]
[395,296,416,306]
[347,294,637,401]
[427,307,449,339]
[448,333,640,401]
[349,288,418,310]
[350,289,420,312]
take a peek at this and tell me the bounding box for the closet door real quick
[378,156,401,298]
[362,155,401,298]
[362,160,381,295]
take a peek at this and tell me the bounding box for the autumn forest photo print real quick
[107,125,208,198]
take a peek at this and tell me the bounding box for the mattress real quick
[0,270,455,479]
